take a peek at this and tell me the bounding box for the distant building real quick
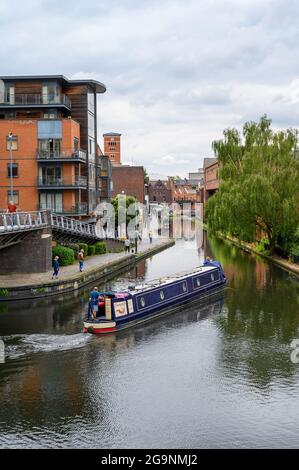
[103,132,121,165]
[148,180,172,204]
[203,157,219,202]
[188,168,204,187]
[168,177,202,210]
[111,165,145,203]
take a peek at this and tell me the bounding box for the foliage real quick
[0,288,8,297]
[144,168,149,185]
[63,242,80,253]
[87,245,96,256]
[52,246,75,266]
[111,195,139,227]
[94,242,107,255]
[255,237,271,254]
[206,115,299,254]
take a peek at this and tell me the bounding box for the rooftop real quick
[103,132,122,136]
[0,75,106,94]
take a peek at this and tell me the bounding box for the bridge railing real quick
[0,211,50,233]
[51,214,97,237]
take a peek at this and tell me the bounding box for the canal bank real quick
[214,233,299,277]
[0,238,175,301]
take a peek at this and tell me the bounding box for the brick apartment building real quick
[168,177,202,207]
[0,75,106,216]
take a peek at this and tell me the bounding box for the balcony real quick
[39,203,88,216]
[37,175,87,189]
[37,148,87,163]
[0,93,72,110]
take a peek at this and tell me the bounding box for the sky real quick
[1,0,299,178]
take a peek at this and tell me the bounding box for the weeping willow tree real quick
[206,116,299,253]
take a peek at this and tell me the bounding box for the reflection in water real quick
[0,229,299,448]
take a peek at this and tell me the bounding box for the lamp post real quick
[8,132,13,200]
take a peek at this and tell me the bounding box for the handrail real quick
[0,93,72,108]
[0,210,107,241]
[0,210,50,232]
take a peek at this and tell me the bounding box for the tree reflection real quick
[206,233,299,388]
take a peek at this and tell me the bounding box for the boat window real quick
[140,297,146,307]
[197,278,201,287]
[211,273,215,281]
[182,282,187,292]
[160,291,165,300]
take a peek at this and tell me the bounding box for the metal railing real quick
[39,203,88,215]
[0,211,49,233]
[36,148,87,162]
[1,93,72,108]
[37,175,87,188]
[51,214,97,237]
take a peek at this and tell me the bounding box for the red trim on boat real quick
[92,327,117,334]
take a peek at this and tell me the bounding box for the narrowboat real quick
[83,261,226,334]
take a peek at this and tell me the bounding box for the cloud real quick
[1,0,299,176]
[155,155,190,167]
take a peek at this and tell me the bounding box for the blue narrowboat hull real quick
[83,265,226,334]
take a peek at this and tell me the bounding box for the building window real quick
[7,190,19,205]
[6,135,18,151]
[74,137,79,151]
[7,163,18,178]
[43,110,57,119]
[110,154,115,161]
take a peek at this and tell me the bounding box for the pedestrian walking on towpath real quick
[124,238,130,253]
[52,256,59,280]
[149,230,153,244]
[78,249,84,272]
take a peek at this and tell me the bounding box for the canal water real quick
[0,232,299,448]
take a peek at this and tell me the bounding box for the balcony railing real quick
[1,93,72,109]
[36,148,87,163]
[37,175,87,188]
[39,203,88,215]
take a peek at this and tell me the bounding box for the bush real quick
[63,242,80,253]
[94,242,106,255]
[52,246,75,266]
[87,244,96,256]
[78,243,88,255]
[255,237,271,254]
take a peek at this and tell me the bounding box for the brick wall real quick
[111,166,145,203]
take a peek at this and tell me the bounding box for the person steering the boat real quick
[89,287,100,319]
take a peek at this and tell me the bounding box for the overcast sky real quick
[1,0,299,177]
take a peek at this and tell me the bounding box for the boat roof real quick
[131,265,218,294]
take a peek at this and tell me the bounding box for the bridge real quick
[0,210,121,274]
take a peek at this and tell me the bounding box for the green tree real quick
[111,195,139,228]
[206,116,299,253]
[144,168,149,185]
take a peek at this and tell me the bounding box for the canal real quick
[0,232,299,448]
